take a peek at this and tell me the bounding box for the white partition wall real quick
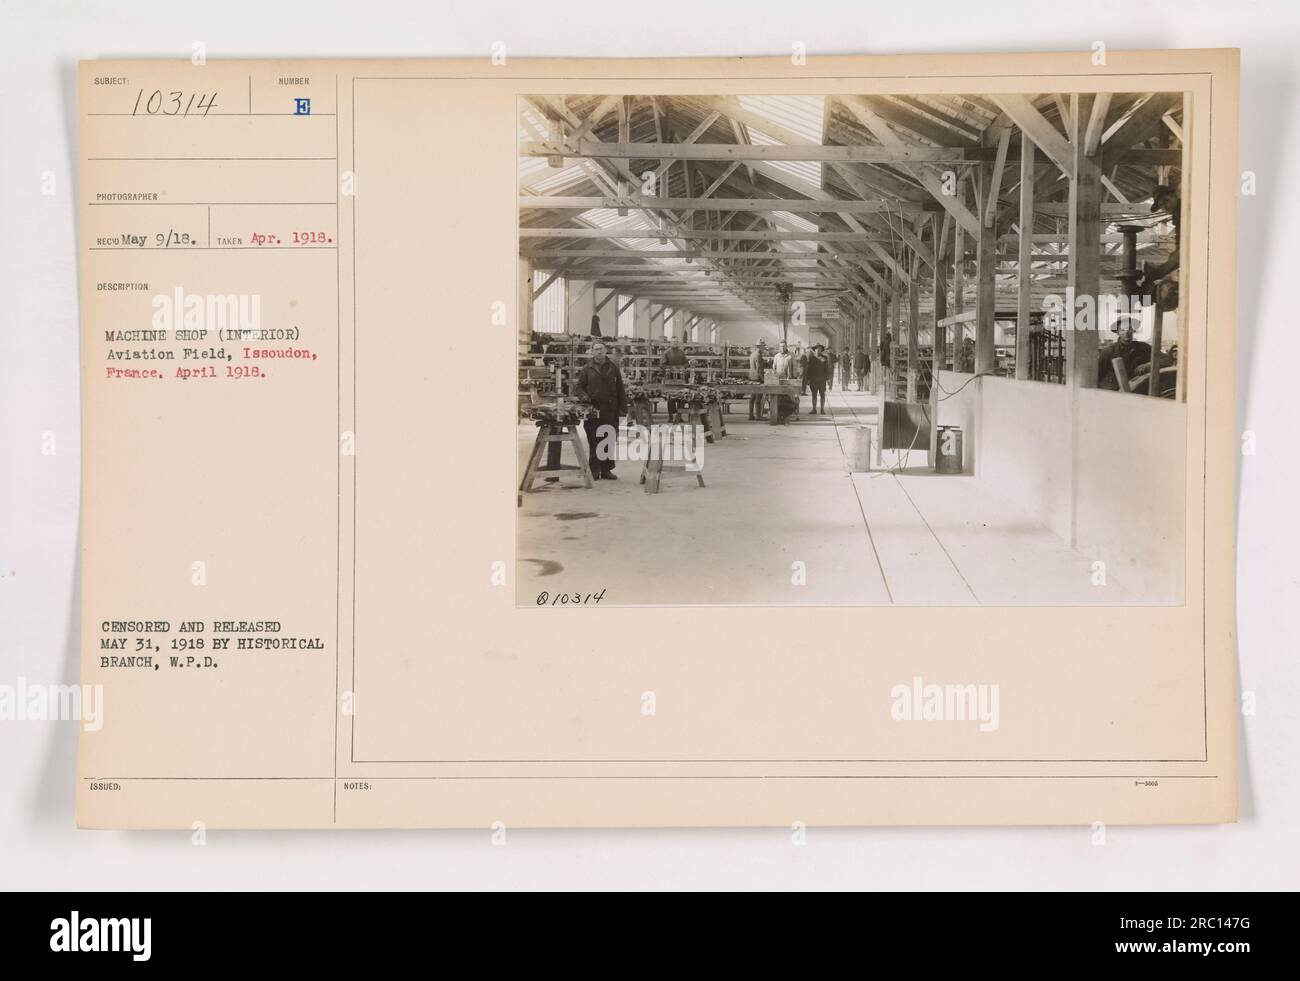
[938,372,1187,603]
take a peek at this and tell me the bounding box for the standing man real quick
[805,344,830,414]
[771,341,799,423]
[574,341,626,481]
[660,337,688,421]
[959,336,976,373]
[772,341,795,380]
[826,347,838,392]
[796,343,809,395]
[748,340,766,420]
[841,348,852,390]
[854,348,869,391]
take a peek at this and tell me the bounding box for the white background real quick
[1,0,1296,890]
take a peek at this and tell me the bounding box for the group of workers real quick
[743,340,875,421]
[568,333,886,481]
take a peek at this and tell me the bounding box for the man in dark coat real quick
[573,341,626,480]
[805,344,830,414]
[854,348,869,390]
[748,340,767,420]
[1097,314,1155,391]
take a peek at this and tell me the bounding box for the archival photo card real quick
[75,50,1237,829]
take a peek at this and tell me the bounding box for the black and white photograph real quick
[5,0,1296,922]
[517,91,1190,606]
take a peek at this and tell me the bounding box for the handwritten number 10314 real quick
[131,90,218,117]
[536,589,607,606]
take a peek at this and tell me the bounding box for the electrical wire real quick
[932,369,992,401]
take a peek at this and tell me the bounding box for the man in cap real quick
[805,343,831,415]
[573,341,626,480]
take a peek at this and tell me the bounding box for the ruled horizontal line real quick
[88,156,337,161]
[87,112,337,117]
[81,774,1221,782]
[88,201,336,206]
[89,246,337,251]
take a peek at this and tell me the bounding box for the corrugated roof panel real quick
[578,208,650,229]
[738,95,825,143]
[739,95,826,187]
[572,209,676,253]
[770,210,819,232]
[613,239,677,252]
[748,129,822,185]
[527,164,587,194]
[518,105,551,140]
[517,156,550,184]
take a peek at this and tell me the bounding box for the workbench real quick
[721,383,802,425]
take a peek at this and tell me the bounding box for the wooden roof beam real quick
[1082,93,1113,157]
[837,95,981,238]
[520,195,926,215]
[989,94,1075,181]
[522,140,965,163]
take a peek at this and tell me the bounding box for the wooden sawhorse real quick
[680,400,720,443]
[639,421,707,494]
[518,422,593,506]
[641,457,705,494]
[631,397,721,442]
[705,402,727,439]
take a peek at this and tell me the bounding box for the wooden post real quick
[855,302,863,367]
[1015,132,1035,379]
[952,222,964,361]
[877,288,888,392]
[518,258,534,358]
[853,301,860,360]
[889,273,900,397]
[617,96,630,213]
[876,288,884,354]
[1066,94,1101,389]
[907,251,920,402]
[933,221,948,374]
[931,220,947,458]
[864,298,872,364]
[953,224,964,319]
[974,162,997,375]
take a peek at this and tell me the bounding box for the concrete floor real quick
[517,389,1143,606]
